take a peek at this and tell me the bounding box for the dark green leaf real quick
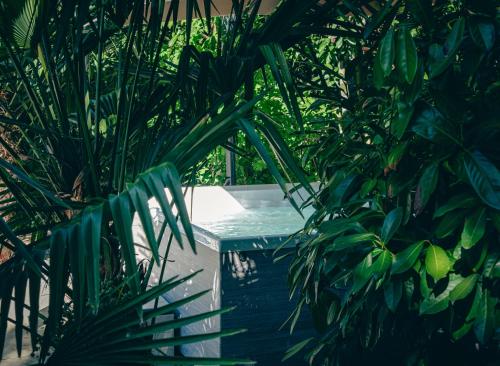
[378,29,395,77]
[461,208,486,249]
[81,205,103,314]
[429,17,465,78]
[406,0,433,32]
[415,162,439,214]
[434,194,478,218]
[392,102,413,139]
[450,274,479,302]
[464,151,500,210]
[381,207,403,243]
[127,183,160,264]
[396,26,418,83]
[474,290,497,344]
[392,241,425,274]
[282,337,314,362]
[419,294,449,315]
[329,233,377,252]
[109,193,139,296]
[412,105,452,143]
[435,210,466,238]
[469,19,495,51]
[384,279,402,312]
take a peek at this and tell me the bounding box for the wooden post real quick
[225,136,236,185]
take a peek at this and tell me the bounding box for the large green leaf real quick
[414,162,439,214]
[419,293,449,315]
[352,253,373,293]
[392,101,413,139]
[391,241,425,274]
[380,207,403,243]
[464,151,500,210]
[434,193,478,218]
[378,29,395,77]
[474,290,497,344]
[372,250,393,275]
[460,208,486,249]
[425,245,451,281]
[435,210,466,238]
[396,26,418,83]
[384,279,402,312]
[329,233,377,252]
[449,274,479,302]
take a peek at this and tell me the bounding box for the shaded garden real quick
[0,1,499,365]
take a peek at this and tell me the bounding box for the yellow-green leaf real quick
[425,245,451,281]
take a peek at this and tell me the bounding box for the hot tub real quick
[134,184,316,365]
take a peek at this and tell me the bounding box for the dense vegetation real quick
[286,1,500,364]
[0,1,498,365]
[0,0,316,364]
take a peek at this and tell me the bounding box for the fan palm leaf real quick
[0,0,347,364]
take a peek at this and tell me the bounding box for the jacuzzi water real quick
[192,205,315,239]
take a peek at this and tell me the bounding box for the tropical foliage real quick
[286,0,500,364]
[2,0,498,365]
[0,0,326,364]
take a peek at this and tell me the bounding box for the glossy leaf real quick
[419,294,449,315]
[414,163,439,214]
[391,241,425,274]
[372,250,393,275]
[384,279,402,312]
[381,207,403,243]
[425,245,451,281]
[392,102,413,139]
[434,194,478,218]
[435,210,466,238]
[396,26,418,83]
[378,29,395,77]
[464,151,500,210]
[352,253,373,293]
[330,233,377,252]
[449,274,479,302]
[474,290,497,344]
[461,208,487,249]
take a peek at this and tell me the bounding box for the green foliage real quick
[287,1,500,364]
[0,0,323,364]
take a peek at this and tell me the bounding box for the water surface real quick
[193,206,314,239]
